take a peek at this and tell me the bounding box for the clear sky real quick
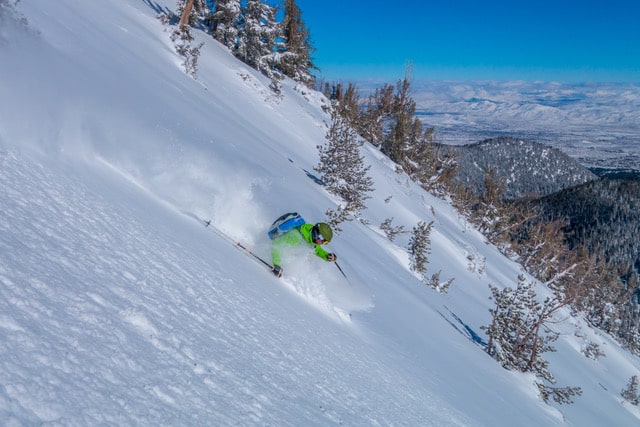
[294,0,640,83]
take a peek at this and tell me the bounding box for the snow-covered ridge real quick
[2,1,640,425]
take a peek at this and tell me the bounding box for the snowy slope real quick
[2,1,640,425]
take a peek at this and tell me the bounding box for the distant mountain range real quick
[407,80,640,171]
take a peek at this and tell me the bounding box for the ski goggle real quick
[312,226,329,245]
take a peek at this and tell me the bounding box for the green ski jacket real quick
[271,223,330,267]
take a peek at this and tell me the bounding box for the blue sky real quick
[294,0,640,83]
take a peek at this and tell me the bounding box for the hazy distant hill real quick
[452,137,597,199]
[590,167,640,181]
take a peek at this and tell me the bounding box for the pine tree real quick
[621,375,640,405]
[408,221,433,275]
[175,0,209,27]
[236,0,281,79]
[371,66,442,187]
[212,0,241,51]
[472,168,509,240]
[427,270,454,294]
[536,382,583,405]
[483,276,580,403]
[172,0,205,77]
[277,0,316,86]
[358,83,395,147]
[483,276,564,378]
[315,107,374,227]
[323,82,361,127]
[381,73,414,165]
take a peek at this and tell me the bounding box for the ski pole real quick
[201,218,274,271]
[237,242,273,269]
[334,261,348,281]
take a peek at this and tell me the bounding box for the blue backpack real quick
[267,212,305,240]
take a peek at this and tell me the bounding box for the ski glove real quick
[326,253,337,262]
[272,265,283,278]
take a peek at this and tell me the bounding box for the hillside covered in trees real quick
[528,178,640,345]
[426,136,640,354]
[453,137,597,199]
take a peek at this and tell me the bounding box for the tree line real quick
[167,0,315,87]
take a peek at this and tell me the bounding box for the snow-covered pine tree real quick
[236,0,281,80]
[0,0,28,29]
[483,275,581,404]
[582,341,605,360]
[621,375,640,405]
[315,107,374,228]
[483,276,559,378]
[428,270,454,294]
[476,168,508,235]
[408,221,433,275]
[536,382,583,405]
[212,0,241,51]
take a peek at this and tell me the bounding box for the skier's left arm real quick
[314,245,336,262]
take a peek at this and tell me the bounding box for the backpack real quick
[267,212,305,240]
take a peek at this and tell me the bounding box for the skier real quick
[269,217,337,278]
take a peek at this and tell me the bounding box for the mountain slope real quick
[2,1,640,425]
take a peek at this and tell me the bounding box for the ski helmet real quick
[314,222,333,244]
